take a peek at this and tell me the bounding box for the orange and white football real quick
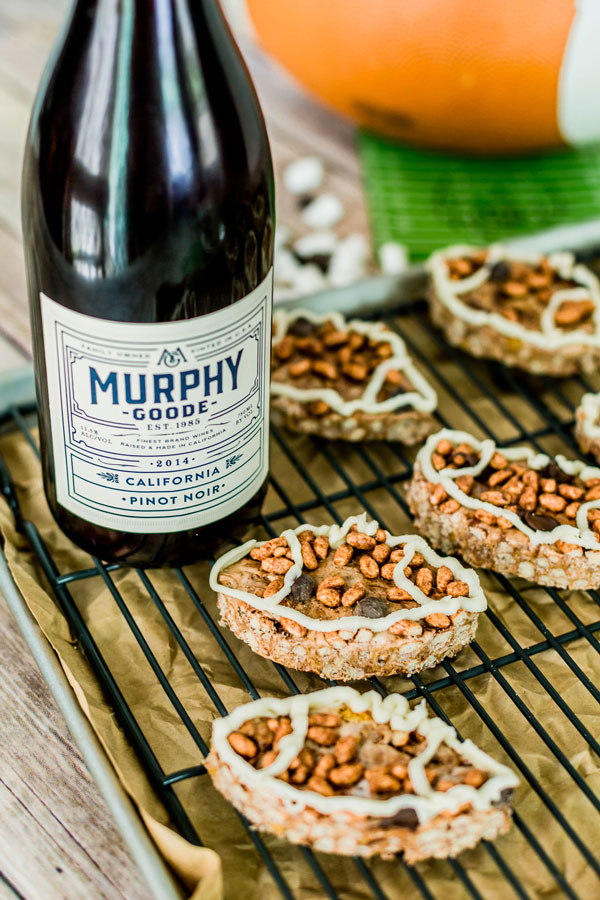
[247,0,600,153]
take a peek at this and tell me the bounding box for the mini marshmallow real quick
[328,232,370,287]
[293,230,338,260]
[273,285,300,304]
[274,246,302,286]
[283,156,325,195]
[301,193,345,230]
[379,241,409,275]
[274,223,292,251]
[290,263,328,295]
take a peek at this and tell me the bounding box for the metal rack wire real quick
[1,298,599,900]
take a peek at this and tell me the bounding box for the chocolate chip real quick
[522,511,558,532]
[488,260,510,282]
[465,453,480,468]
[478,465,494,483]
[293,251,331,274]
[379,807,419,830]
[288,316,316,338]
[544,461,571,484]
[289,572,316,604]
[296,194,315,210]
[355,596,389,618]
[492,787,514,808]
[383,385,408,400]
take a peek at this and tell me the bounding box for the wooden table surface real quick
[0,2,368,898]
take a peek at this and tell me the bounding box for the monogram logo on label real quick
[158,347,187,368]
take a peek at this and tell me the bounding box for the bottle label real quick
[40,270,273,534]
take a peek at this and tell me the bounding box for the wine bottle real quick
[22,0,274,567]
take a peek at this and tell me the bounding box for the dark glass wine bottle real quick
[22,0,274,568]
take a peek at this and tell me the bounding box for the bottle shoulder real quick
[24,28,272,191]
[22,4,274,293]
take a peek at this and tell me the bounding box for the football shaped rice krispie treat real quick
[210,513,486,680]
[206,687,518,861]
[427,244,600,375]
[408,429,600,588]
[270,309,437,442]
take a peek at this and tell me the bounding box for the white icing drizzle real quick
[209,513,487,633]
[428,244,600,350]
[418,428,600,549]
[271,308,437,415]
[578,393,600,439]
[211,687,519,822]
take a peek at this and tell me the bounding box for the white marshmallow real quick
[328,232,370,287]
[301,193,345,230]
[273,285,301,304]
[274,223,292,251]
[293,230,338,260]
[274,246,301,286]
[283,156,325,195]
[379,241,409,275]
[291,263,328,294]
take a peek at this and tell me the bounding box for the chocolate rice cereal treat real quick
[206,687,518,861]
[270,309,437,442]
[408,428,600,588]
[210,513,486,681]
[575,393,600,464]
[427,244,600,375]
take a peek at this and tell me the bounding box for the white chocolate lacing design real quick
[209,513,486,634]
[577,393,600,439]
[427,244,600,350]
[270,309,438,415]
[210,687,519,822]
[417,429,600,549]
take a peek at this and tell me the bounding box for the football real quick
[247,0,600,152]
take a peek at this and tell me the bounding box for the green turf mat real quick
[358,132,600,261]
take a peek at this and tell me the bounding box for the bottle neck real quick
[69,0,227,32]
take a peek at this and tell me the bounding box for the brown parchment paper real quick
[1,419,599,900]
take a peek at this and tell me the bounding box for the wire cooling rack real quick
[2,298,600,900]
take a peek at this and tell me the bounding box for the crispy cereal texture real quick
[271,394,436,443]
[206,693,516,862]
[213,519,485,679]
[428,248,600,375]
[270,311,437,442]
[408,463,600,589]
[217,592,478,681]
[207,749,512,861]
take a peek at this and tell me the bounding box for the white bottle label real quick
[41,270,273,534]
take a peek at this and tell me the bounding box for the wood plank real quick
[250,48,368,242]
[246,46,359,177]
[0,872,26,900]
[0,601,150,900]
[0,289,30,360]
[0,0,62,357]
[0,0,69,106]
[0,83,28,239]
[0,226,30,355]
[0,336,28,372]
